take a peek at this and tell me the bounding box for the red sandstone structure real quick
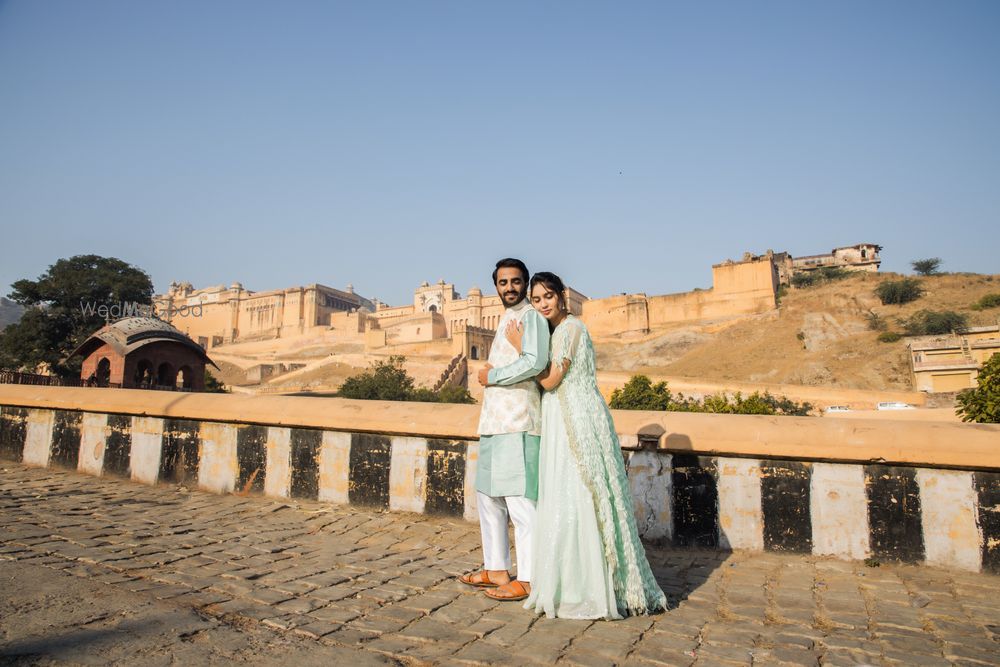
[71,317,217,391]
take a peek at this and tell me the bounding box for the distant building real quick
[153,281,373,348]
[787,243,882,278]
[908,324,1000,392]
[71,317,217,391]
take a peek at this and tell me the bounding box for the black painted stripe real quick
[0,406,28,462]
[103,414,132,478]
[49,410,82,470]
[348,433,391,509]
[671,454,719,547]
[289,428,321,500]
[159,419,201,484]
[425,439,466,516]
[236,425,267,494]
[760,460,813,553]
[974,471,1000,574]
[865,465,925,563]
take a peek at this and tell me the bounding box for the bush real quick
[865,311,887,332]
[901,310,968,336]
[609,375,673,411]
[874,278,923,305]
[971,293,1000,311]
[877,331,902,343]
[956,353,1000,423]
[610,375,812,416]
[790,266,851,289]
[338,356,475,404]
[911,258,942,276]
[204,369,226,393]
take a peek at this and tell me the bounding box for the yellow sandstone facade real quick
[909,324,1000,392]
[582,254,780,337]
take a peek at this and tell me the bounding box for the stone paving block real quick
[4,463,1000,667]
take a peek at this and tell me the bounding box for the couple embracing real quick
[459,258,666,620]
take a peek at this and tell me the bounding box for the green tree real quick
[338,355,414,401]
[0,255,154,377]
[436,384,476,404]
[874,278,923,305]
[956,353,1000,423]
[337,356,477,404]
[204,369,227,393]
[911,258,942,276]
[609,375,673,410]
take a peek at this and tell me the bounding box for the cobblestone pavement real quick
[2,463,998,666]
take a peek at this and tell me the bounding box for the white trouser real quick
[477,492,536,582]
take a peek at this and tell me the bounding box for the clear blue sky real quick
[1,1,997,305]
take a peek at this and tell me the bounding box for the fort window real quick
[96,358,110,385]
[135,359,153,387]
[176,365,194,389]
[157,362,175,387]
[471,346,479,360]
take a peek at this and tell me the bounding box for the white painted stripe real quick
[717,457,764,551]
[198,422,238,494]
[810,463,869,560]
[627,450,673,542]
[264,427,291,498]
[463,441,480,522]
[77,412,108,476]
[22,409,55,468]
[130,416,164,485]
[319,431,351,504]
[389,436,428,514]
[916,469,982,572]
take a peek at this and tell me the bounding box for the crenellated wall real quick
[1,385,998,575]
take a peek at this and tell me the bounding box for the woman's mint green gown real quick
[524,315,666,620]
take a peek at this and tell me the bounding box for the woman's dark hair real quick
[492,258,529,285]
[529,272,568,310]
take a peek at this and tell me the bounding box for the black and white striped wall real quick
[0,406,477,521]
[1,401,998,575]
[626,450,1000,575]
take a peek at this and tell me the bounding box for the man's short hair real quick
[492,258,529,285]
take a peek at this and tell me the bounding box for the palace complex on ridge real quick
[153,242,884,360]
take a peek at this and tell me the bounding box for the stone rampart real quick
[1,385,997,574]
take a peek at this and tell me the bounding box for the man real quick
[459,258,550,602]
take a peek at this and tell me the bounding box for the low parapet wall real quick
[1,385,998,575]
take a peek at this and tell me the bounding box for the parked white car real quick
[876,401,916,411]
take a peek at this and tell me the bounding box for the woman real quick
[502,271,666,619]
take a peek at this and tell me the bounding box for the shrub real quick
[865,311,887,332]
[877,331,902,343]
[901,310,968,336]
[337,356,475,404]
[874,278,923,305]
[971,293,1000,311]
[790,272,819,288]
[956,353,1000,423]
[911,258,942,276]
[609,375,673,411]
[610,375,812,415]
[790,266,851,289]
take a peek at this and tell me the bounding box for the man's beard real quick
[503,290,522,306]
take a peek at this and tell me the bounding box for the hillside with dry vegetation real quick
[596,272,1000,391]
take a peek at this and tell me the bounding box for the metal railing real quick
[0,369,195,391]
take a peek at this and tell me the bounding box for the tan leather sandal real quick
[459,570,504,588]
[484,580,529,601]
